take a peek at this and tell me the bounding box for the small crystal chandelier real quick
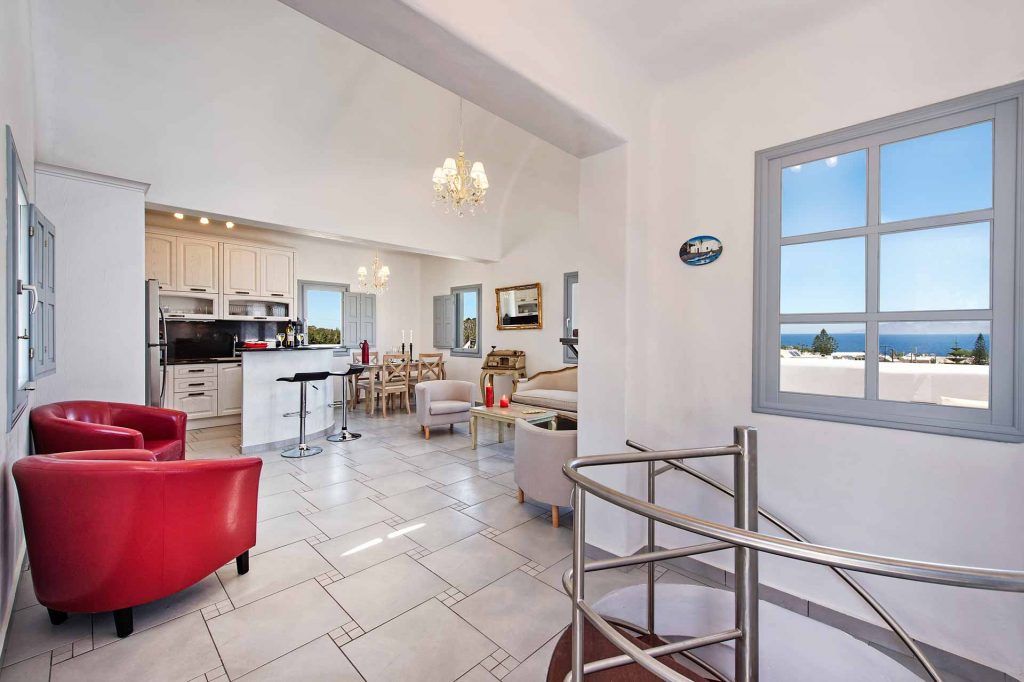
[357,252,390,293]
[432,98,489,217]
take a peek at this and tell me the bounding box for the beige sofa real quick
[511,366,577,418]
[415,380,473,439]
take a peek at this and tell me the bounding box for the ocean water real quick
[780,333,990,355]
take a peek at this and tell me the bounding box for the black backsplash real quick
[166,320,290,361]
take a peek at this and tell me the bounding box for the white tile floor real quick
[0,411,695,681]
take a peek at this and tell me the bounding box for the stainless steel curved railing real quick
[561,426,1024,682]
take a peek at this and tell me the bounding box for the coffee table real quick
[469,404,557,449]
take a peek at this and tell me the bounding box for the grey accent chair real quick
[513,418,578,527]
[415,380,473,439]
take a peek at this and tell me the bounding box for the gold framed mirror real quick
[495,283,542,330]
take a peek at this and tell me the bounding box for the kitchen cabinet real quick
[223,295,292,321]
[160,292,219,320]
[174,390,218,419]
[173,363,218,378]
[217,362,243,416]
[145,232,176,290]
[176,237,219,293]
[260,248,293,298]
[223,244,260,295]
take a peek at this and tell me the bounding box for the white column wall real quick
[33,166,147,406]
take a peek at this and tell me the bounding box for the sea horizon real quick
[781,332,990,356]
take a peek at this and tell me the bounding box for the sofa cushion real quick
[429,400,471,416]
[145,438,184,461]
[512,389,578,413]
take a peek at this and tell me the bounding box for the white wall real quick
[145,212,426,356]
[33,166,147,406]
[29,0,577,264]
[629,3,1024,676]
[0,0,35,648]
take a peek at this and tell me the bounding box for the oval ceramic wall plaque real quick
[679,235,723,266]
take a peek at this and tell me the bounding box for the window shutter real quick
[433,294,455,348]
[342,291,360,346]
[30,206,56,378]
[359,293,376,346]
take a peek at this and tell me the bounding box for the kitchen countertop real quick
[167,346,347,365]
[238,346,346,352]
[166,357,240,365]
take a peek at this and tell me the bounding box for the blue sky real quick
[306,289,342,328]
[780,121,993,330]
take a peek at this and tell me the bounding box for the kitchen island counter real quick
[240,347,337,453]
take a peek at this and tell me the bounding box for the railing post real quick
[734,426,759,682]
[646,460,656,635]
[571,484,586,681]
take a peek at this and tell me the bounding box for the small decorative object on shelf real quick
[679,235,723,266]
[485,385,494,408]
[499,395,510,408]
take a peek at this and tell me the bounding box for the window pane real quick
[881,121,992,223]
[305,289,342,344]
[782,150,866,236]
[460,290,478,350]
[880,222,989,311]
[780,237,865,314]
[878,321,989,409]
[780,323,865,398]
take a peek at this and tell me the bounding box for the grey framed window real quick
[753,82,1024,442]
[299,280,348,346]
[563,271,578,364]
[6,126,32,430]
[450,284,481,357]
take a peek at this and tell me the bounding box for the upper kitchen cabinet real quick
[145,232,176,290]
[176,237,219,293]
[222,243,260,295]
[260,248,293,298]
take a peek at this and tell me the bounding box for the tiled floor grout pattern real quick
[0,412,700,682]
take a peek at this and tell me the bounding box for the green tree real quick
[307,325,340,345]
[971,333,989,366]
[462,317,478,349]
[811,328,838,356]
[947,338,971,364]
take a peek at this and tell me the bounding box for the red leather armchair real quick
[30,401,187,461]
[12,449,262,637]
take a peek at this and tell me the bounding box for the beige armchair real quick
[513,418,578,527]
[415,380,472,439]
[511,366,577,418]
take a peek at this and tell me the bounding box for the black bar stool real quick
[277,371,330,458]
[327,364,366,443]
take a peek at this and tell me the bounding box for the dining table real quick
[351,358,447,414]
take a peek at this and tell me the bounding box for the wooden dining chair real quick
[418,353,444,381]
[349,351,378,409]
[372,354,411,416]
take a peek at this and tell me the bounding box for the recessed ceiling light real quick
[173,212,184,219]
[199,217,210,225]
[825,156,838,167]
[225,221,235,229]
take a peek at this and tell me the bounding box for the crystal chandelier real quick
[432,98,489,217]
[357,252,390,293]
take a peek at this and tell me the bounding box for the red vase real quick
[485,385,494,407]
[360,340,370,364]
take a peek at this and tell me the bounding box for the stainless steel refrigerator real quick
[145,279,168,406]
